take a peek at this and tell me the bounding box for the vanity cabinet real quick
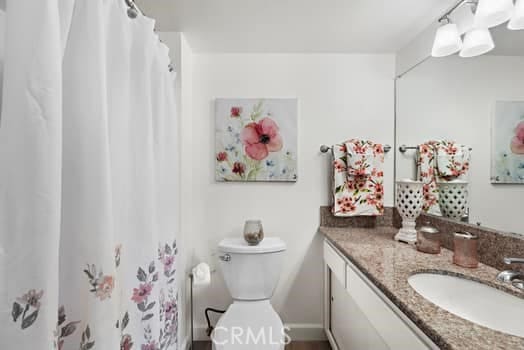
[323,240,437,350]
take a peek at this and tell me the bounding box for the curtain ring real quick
[125,0,139,19]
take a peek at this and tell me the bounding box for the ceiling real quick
[135,0,457,53]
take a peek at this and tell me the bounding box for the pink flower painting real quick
[215,99,297,182]
[492,102,524,184]
[511,120,524,155]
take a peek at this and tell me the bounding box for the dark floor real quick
[192,341,331,350]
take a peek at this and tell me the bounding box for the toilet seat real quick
[211,300,285,350]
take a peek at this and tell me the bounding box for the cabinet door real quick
[346,265,431,350]
[324,242,346,287]
[331,270,389,350]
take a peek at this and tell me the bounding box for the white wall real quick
[0,10,5,112]
[397,55,524,235]
[187,53,396,339]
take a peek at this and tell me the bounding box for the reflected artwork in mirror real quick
[492,101,524,184]
[396,28,524,236]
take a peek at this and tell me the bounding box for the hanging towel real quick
[332,140,385,216]
[417,140,471,214]
[417,141,440,214]
[345,139,375,176]
[435,141,471,179]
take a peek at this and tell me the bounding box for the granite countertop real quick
[320,226,524,350]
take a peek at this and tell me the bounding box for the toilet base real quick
[211,300,286,350]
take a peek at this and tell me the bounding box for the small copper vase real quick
[453,232,479,268]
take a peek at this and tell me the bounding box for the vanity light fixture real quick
[431,18,463,57]
[432,0,523,59]
[508,0,524,30]
[474,0,515,28]
[459,27,495,57]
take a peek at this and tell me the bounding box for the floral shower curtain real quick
[0,0,179,349]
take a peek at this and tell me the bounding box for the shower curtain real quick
[0,0,179,349]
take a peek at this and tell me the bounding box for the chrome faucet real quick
[497,257,524,290]
[503,257,524,265]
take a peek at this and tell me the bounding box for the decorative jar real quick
[243,220,264,245]
[437,180,469,220]
[395,180,424,244]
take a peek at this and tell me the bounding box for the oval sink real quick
[408,273,524,337]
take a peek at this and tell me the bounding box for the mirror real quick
[396,26,524,236]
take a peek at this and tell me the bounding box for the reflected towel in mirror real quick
[436,142,471,179]
[417,140,471,215]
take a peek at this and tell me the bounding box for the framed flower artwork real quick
[215,98,298,182]
[491,101,524,184]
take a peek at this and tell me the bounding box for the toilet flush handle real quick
[219,254,231,262]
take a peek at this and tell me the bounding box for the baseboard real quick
[193,324,212,341]
[285,323,327,341]
[325,328,339,350]
[192,323,326,342]
[180,336,190,350]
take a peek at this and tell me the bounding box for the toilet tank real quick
[218,237,286,301]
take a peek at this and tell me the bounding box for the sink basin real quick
[408,273,524,337]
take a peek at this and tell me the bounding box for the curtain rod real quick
[124,0,175,73]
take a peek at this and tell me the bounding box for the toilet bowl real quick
[212,237,287,350]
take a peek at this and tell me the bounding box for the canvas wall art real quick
[215,98,298,182]
[491,101,524,184]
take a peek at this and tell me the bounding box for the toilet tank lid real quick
[218,237,286,254]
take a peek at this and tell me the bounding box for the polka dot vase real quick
[437,180,469,220]
[395,180,424,244]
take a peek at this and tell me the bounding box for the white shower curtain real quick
[0,1,179,349]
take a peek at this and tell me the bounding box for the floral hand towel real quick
[436,141,471,179]
[332,140,385,216]
[418,141,440,214]
[418,140,470,214]
[345,139,375,176]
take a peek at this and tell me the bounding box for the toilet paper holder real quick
[189,262,214,349]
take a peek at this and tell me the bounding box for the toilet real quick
[212,237,287,350]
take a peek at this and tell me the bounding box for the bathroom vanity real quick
[321,225,524,350]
